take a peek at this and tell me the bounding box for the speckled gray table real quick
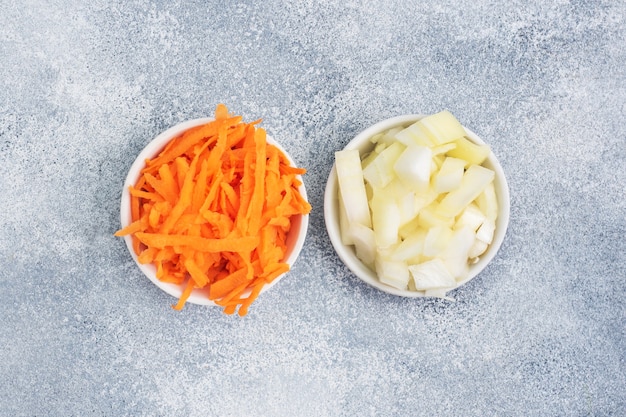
[1,1,624,416]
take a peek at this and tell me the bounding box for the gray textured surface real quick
[1,1,625,416]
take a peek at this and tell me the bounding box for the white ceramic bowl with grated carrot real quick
[117,107,310,316]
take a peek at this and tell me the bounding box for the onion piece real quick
[455,203,486,232]
[409,258,456,290]
[422,226,453,258]
[419,110,467,145]
[476,182,498,222]
[440,227,476,280]
[370,187,401,249]
[417,203,455,229]
[349,223,377,269]
[335,149,372,228]
[468,239,489,259]
[375,256,410,290]
[394,121,437,147]
[390,228,427,262]
[338,191,354,245]
[476,219,496,244]
[393,144,432,192]
[447,136,490,166]
[437,164,495,218]
[434,156,466,193]
[362,141,405,188]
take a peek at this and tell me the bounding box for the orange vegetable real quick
[115,104,311,316]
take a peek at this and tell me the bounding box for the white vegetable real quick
[455,203,486,232]
[362,141,405,188]
[373,126,403,147]
[422,226,453,258]
[384,179,416,226]
[374,142,387,154]
[390,228,427,261]
[431,154,445,171]
[370,187,401,249]
[398,217,421,240]
[393,144,432,192]
[409,258,456,290]
[375,256,410,290]
[413,187,439,214]
[397,191,419,226]
[361,150,378,170]
[431,142,457,156]
[476,182,498,222]
[468,239,489,259]
[349,223,377,269]
[441,227,475,260]
[476,219,496,244]
[335,149,372,228]
[447,136,490,165]
[417,203,455,229]
[394,121,436,147]
[419,110,467,145]
[443,256,469,281]
[434,157,466,193]
[440,227,475,280]
[370,132,383,144]
[338,192,354,245]
[437,164,495,218]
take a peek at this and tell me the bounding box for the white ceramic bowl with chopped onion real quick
[119,118,309,305]
[323,114,510,298]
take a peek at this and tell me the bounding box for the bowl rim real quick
[119,117,310,305]
[323,114,510,298]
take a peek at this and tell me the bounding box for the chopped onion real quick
[338,191,354,245]
[362,141,405,189]
[349,223,377,269]
[440,227,475,279]
[468,239,489,259]
[422,226,453,258]
[447,136,490,166]
[370,187,401,249]
[335,111,498,296]
[409,258,456,290]
[476,182,498,222]
[437,164,495,218]
[418,110,467,145]
[390,228,427,261]
[434,157,466,193]
[335,149,372,228]
[455,203,486,232]
[393,144,432,192]
[375,256,410,290]
[394,121,436,147]
[476,219,496,244]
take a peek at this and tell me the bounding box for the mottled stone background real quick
[1,1,624,416]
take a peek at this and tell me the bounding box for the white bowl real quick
[119,118,309,305]
[323,114,510,297]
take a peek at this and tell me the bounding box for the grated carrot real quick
[116,104,311,316]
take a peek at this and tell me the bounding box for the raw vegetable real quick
[335,149,372,228]
[434,157,465,193]
[116,104,311,316]
[393,145,432,192]
[334,110,498,296]
[370,187,401,249]
[362,142,404,189]
[436,164,495,218]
